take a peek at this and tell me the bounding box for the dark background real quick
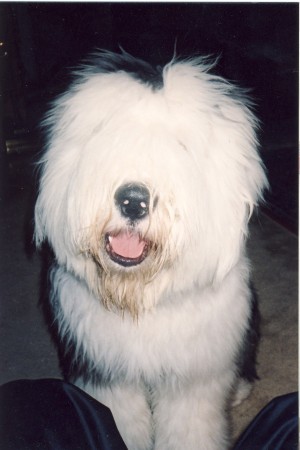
[0,2,298,232]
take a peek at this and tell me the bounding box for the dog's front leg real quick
[75,379,153,450]
[152,380,230,450]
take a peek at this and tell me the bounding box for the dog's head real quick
[35,51,267,316]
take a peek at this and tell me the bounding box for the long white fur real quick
[35,54,267,449]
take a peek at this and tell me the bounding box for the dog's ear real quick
[205,100,268,284]
[164,58,268,285]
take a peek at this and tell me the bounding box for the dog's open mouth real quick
[105,231,149,267]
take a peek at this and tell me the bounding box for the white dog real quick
[35,51,267,450]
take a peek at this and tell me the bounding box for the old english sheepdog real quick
[35,51,267,450]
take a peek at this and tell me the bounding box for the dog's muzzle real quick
[105,183,152,267]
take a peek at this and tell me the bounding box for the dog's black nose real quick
[114,183,150,221]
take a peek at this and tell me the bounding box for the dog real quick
[35,51,267,450]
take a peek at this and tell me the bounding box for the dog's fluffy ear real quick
[160,58,268,285]
[202,99,268,284]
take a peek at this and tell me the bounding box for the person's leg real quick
[0,379,127,450]
[233,392,298,450]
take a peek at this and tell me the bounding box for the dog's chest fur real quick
[52,263,249,384]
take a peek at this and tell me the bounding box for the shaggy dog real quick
[35,51,267,450]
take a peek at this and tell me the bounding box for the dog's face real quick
[35,52,267,316]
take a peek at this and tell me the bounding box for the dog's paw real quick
[231,378,254,407]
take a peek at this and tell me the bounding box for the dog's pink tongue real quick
[110,231,145,258]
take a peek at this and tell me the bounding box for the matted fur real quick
[35,51,267,450]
